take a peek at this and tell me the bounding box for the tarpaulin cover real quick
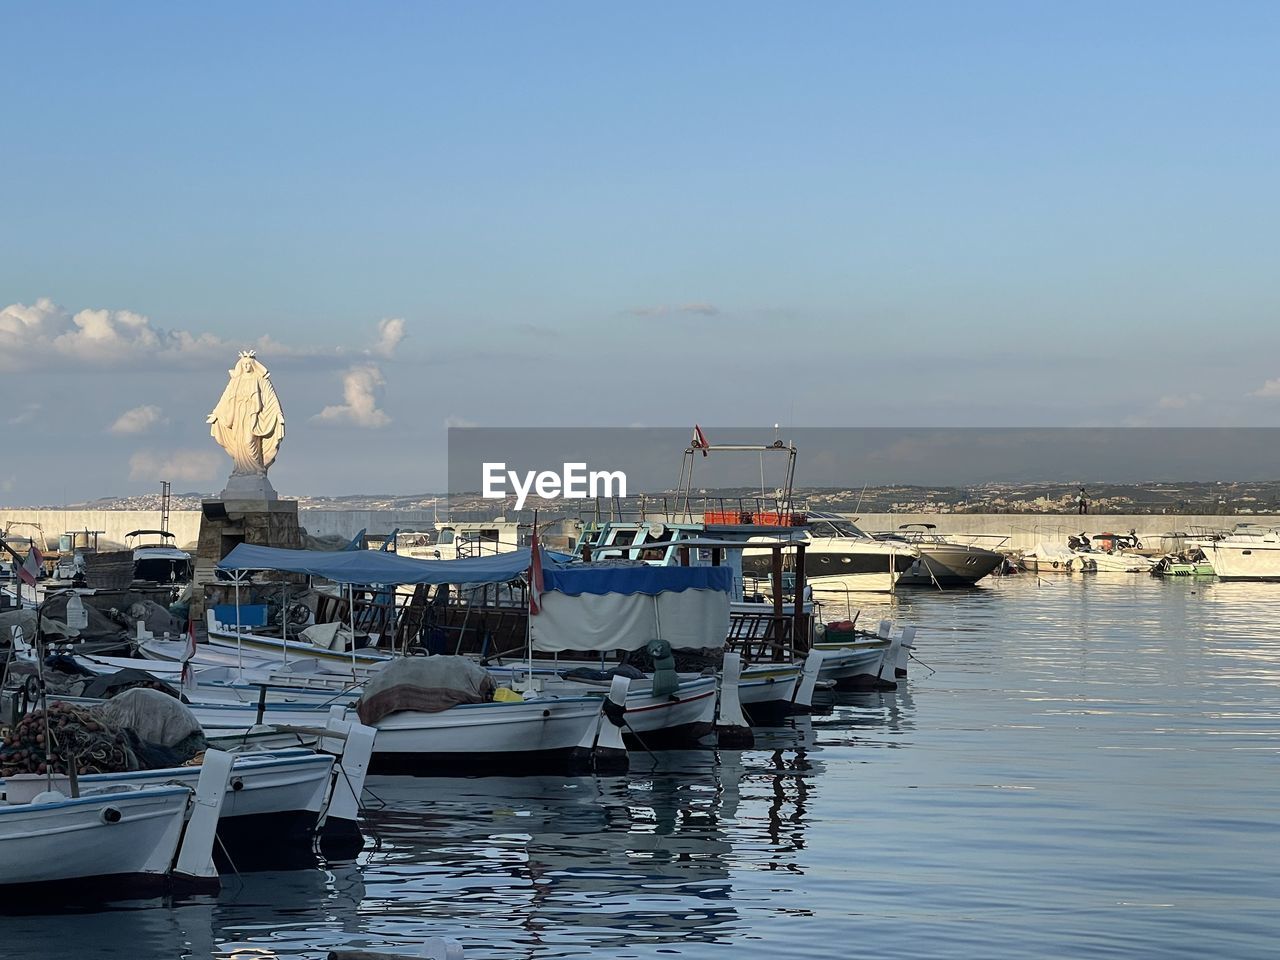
[218,543,540,586]
[531,565,731,653]
[356,656,496,724]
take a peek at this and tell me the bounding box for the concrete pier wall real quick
[0,508,439,550]
[842,514,1276,551]
[2,508,1274,553]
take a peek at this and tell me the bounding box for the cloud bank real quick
[110,404,168,435]
[313,364,391,428]
[128,449,223,483]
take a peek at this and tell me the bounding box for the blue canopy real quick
[217,543,537,586]
[541,564,733,597]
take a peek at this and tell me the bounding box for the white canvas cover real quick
[530,588,729,653]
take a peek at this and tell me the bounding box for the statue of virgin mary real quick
[207,351,285,479]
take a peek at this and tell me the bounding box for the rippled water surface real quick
[8,577,1279,958]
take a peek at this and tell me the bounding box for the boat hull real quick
[0,786,189,889]
[895,545,1005,587]
[1202,541,1280,580]
[813,642,890,688]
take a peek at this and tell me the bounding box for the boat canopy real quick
[542,564,733,597]
[532,564,732,653]
[217,543,541,586]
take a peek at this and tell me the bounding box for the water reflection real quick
[353,740,822,957]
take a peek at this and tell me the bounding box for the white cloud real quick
[109,404,168,435]
[372,318,406,358]
[128,449,222,483]
[0,298,393,371]
[313,364,391,428]
[443,415,478,429]
[0,298,226,370]
[1156,393,1202,410]
[1251,379,1280,398]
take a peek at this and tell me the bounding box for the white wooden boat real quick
[0,751,233,894]
[182,689,627,775]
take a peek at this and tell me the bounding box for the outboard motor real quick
[645,638,680,699]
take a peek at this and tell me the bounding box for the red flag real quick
[16,546,42,587]
[528,526,544,616]
[692,424,709,457]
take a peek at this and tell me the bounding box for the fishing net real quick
[0,702,139,776]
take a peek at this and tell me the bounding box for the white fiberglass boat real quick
[1199,525,1280,580]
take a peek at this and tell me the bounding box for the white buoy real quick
[419,939,464,960]
[877,619,892,639]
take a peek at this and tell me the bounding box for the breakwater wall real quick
[843,514,1270,551]
[2,509,1271,554]
[0,508,436,551]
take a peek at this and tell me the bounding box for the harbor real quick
[2,382,1279,960]
[5,4,1279,957]
[2,576,1276,958]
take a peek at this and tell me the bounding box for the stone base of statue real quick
[220,472,279,502]
[191,486,303,623]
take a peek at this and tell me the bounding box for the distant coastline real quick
[6,479,1278,517]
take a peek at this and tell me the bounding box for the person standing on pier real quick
[1077,487,1089,515]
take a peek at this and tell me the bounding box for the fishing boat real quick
[1020,543,1086,572]
[0,751,233,894]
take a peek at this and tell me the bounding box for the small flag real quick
[692,424,709,457]
[528,526,544,616]
[16,546,42,587]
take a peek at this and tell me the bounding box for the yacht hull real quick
[895,545,1005,587]
[1202,542,1280,580]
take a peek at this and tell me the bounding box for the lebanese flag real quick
[528,526,544,616]
[692,424,709,456]
[16,545,42,587]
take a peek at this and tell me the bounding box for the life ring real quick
[1051,560,1060,569]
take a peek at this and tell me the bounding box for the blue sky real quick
[2,3,1279,503]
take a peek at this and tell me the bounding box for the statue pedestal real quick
[192,497,303,622]
[220,473,278,501]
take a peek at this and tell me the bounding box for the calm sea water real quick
[7,576,1279,959]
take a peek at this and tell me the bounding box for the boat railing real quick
[572,494,810,527]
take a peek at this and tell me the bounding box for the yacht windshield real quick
[808,517,869,539]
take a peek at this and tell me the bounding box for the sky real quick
[2,2,1279,504]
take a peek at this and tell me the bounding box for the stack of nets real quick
[0,690,207,777]
[0,702,139,776]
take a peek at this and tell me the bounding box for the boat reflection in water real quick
[0,863,368,959]
[357,731,823,955]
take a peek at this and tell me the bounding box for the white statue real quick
[207,351,285,496]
